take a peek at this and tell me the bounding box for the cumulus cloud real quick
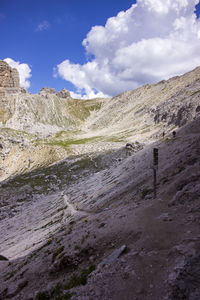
[55,0,200,98]
[4,58,32,89]
[70,90,109,100]
[35,20,50,32]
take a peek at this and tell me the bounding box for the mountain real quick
[0,61,200,300]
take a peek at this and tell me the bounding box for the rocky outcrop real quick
[0,61,20,88]
[39,87,55,94]
[56,88,71,98]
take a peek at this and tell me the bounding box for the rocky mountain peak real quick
[56,88,71,98]
[39,87,56,94]
[39,87,71,98]
[0,60,20,88]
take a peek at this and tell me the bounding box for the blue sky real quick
[1,0,200,98]
[0,0,135,94]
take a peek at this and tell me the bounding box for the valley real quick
[0,61,200,300]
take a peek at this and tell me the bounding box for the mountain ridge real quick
[1,60,200,137]
[0,62,200,180]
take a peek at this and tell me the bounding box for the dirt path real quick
[62,194,93,221]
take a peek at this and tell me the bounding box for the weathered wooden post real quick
[172,131,176,138]
[153,148,158,198]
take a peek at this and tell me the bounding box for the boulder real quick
[99,245,126,266]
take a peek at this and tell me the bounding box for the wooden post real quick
[153,148,158,198]
[153,167,157,198]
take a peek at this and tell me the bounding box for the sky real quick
[0,0,200,99]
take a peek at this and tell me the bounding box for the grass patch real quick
[67,98,102,121]
[5,272,15,281]
[105,136,125,143]
[35,219,60,231]
[54,130,80,139]
[36,291,50,300]
[141,188,150,199]
[178,166,185,173]
[36,284,75,300]
[164,137,178,144]
[52,245,65,263]
[98,222,105,228]
[37,238,53,252]
[51,283,75,300]
[161,177,169,184]
[47,136,102,149]
[64,265,96,290]
[4,260,28,281]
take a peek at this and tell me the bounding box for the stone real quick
[0,60,20,88]
[99,245,126,266]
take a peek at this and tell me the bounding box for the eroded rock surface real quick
[0,61,20,88]
[153,78,200,127]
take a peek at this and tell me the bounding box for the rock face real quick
[153,78,200,127]
[0,60,20,88]
[83,67,200,133]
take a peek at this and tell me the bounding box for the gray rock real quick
[99,245,126,266]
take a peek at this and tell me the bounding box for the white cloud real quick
[55,0,200,98]
[35,20,50,32]
[138,0,192,14]
[4,58,32,89]
[69,90,109,100]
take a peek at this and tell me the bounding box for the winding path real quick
[63,194,89,220]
